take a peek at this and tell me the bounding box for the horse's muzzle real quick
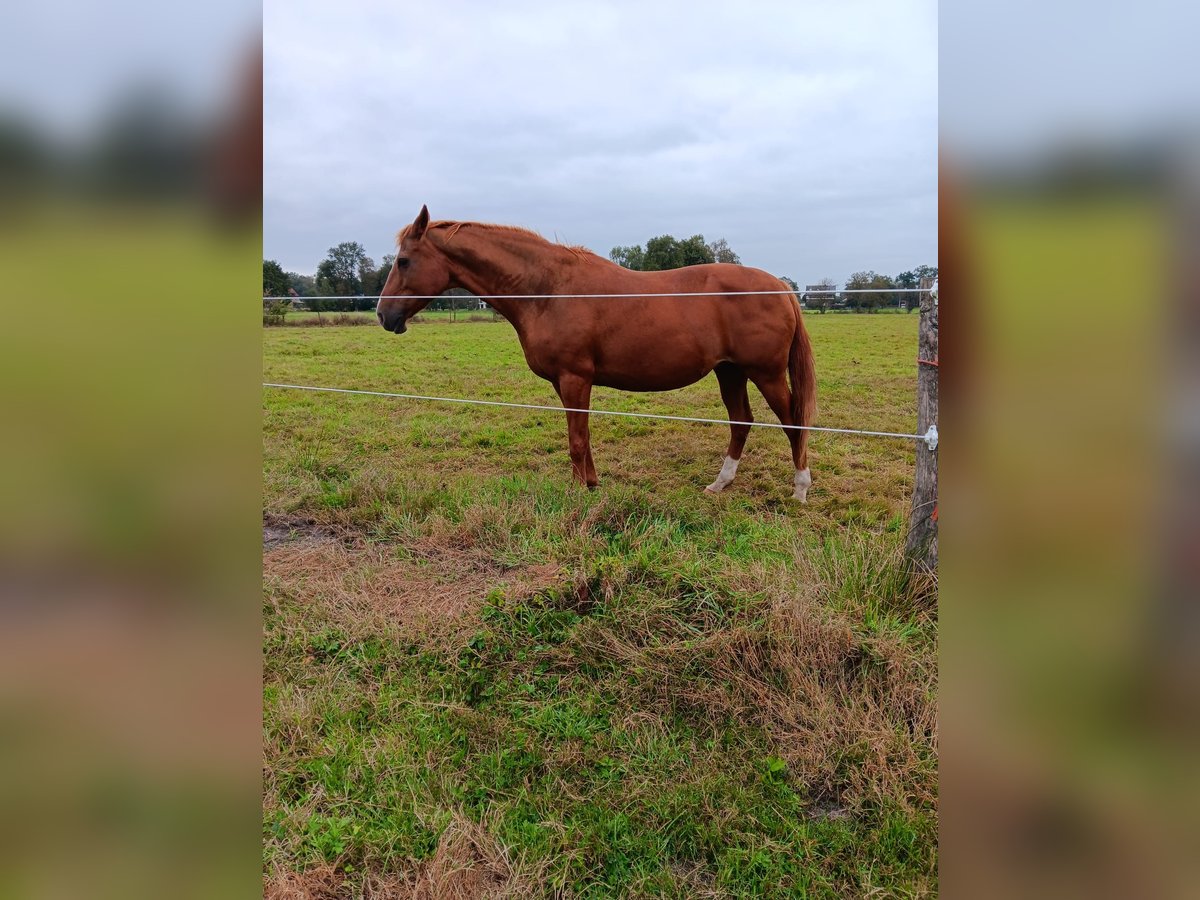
[378,309,407,334]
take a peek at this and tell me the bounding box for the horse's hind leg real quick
[750,372,811,502]
[706,363,752,494]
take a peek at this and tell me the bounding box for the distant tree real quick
[316,242,368,294]
[803,278,837,314]
[363,254,395,299]
[286,272,317,298]
[913,264,938,284]
[358,254,376,283]
[352,254,378,310]
[842,271,895,313]
[610,234,737,271]
[708,237,741,265]
[263,259,289,297]
[609,244,646,270]
[896,265,938,311]
[678,234,716,267]
[642,235,685,271]
[895,270,919,311]
[778,276,801,301]
[315,241,371,310]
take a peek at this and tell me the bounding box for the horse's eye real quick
[396,258,410,268]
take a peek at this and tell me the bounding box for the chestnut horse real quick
[378,206,817,500]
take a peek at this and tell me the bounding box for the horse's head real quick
[377,204,451,334]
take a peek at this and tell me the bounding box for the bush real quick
[263,299,291,326]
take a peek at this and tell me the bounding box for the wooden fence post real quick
[905,277,938,572]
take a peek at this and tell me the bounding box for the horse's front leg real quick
[555,373,598,489]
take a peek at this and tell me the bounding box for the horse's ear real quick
[411,204,430,241]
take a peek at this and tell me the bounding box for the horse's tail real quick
[788,300,817,461]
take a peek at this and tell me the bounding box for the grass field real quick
[277,309,499,325]
[263,312,936,897]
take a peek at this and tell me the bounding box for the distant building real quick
[802,283,838,309]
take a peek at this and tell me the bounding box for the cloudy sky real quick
[264,0,937,285]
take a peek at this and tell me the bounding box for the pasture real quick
[276,309,498,326]
[263,312,936,897]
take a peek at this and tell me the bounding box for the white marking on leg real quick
[793,467,812,502]
[705,455,740,493]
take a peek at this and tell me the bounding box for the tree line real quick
[610,234,935,313]
[263,242,391,312]
[265,234,935,314]
[788,265,938,314]
[609,234,741,270]
[264,242,479,312]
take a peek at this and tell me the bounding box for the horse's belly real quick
[590,330,723,391]
[593,361,713,393]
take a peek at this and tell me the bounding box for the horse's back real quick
[626,262,788,296]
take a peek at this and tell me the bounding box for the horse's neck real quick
[436,229,584,325]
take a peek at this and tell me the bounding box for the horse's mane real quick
[397,220,599,259]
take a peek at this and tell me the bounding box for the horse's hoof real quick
[704,485,721,495]
[793,469,812,503]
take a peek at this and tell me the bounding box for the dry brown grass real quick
[544,548,936,813]
[265,864,351,899]
[264,516,566,649]
[265,813,548,899]
[411,813,546,899]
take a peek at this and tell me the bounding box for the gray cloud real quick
[265,0,937,284]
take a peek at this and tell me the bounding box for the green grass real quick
[277,308,499,325]
[263,313,936,897]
